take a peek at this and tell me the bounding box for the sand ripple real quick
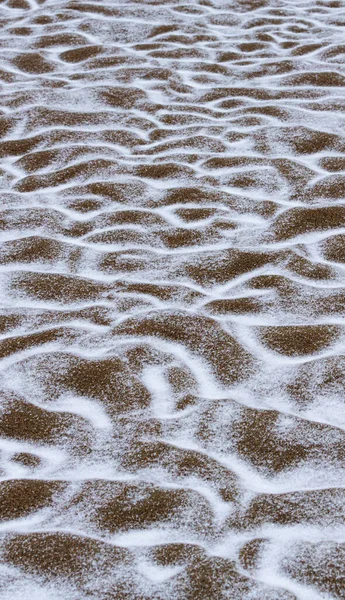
[1,0,345,598]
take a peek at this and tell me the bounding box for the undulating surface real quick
[1,0,345,598]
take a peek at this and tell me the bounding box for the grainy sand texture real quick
[1,0,345,598]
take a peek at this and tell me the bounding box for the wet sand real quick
[1,0,345,598]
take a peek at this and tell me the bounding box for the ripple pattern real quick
[1,0,345,598]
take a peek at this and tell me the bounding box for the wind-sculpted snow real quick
[1,0,345,598]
